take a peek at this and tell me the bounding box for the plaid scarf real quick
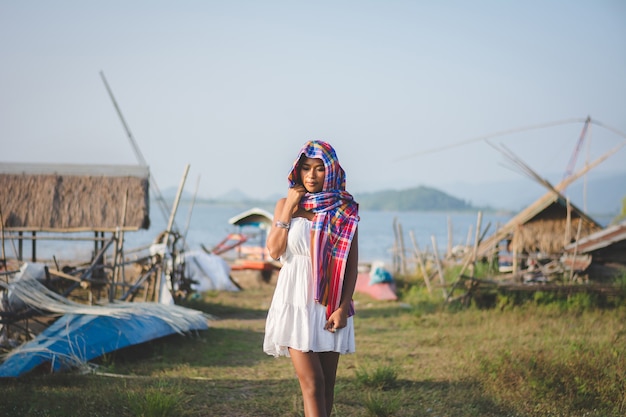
[288,140,359,320]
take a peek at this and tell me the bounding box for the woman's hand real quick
[286,184,306,209]
[324,307,348,333]
[267,185,307,260]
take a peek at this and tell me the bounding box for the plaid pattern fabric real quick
[287,140,359,320]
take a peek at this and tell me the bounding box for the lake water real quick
[136,202,520,263]
[6,202,508,264]
[6,201,614,266]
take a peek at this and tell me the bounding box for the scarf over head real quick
[287,140,359,320]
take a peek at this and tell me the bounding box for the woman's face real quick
[299,157,325,193]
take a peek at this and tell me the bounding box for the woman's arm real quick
[266,186,306,260]
[339,228,359,312]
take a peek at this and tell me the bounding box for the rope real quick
[395,117,626,161]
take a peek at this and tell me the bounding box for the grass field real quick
[1,278,625,417]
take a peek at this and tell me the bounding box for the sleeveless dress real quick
[263,217,356,357]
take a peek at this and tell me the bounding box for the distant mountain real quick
[159,186,194,201]
[159,187,255,204]
[440,171,626,216]
[158,171,626,216]
[355,185,480,212]
[216,188,249,202]
[157,185,479,212]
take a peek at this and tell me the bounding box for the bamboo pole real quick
[565,197,572,245]
[445,211,484,302]
[465,224,473,247]
[182,174,201,249]
[0,203,5,262]
[477,138,626,260]
[569,219,584,282]
[156,164,191,303]
[165,164,190,241]
[392,217,400,274]
[409,230,432,294]
[48,268,82,283]
[60,235,116,298]
[100,70,172,225]
[431,235,448,299]
[447,216,453,258]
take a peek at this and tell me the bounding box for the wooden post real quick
[465,224,473,248]
[431,235,448,299]
[397,222,407,275]
[110,190,128,301]
[447,216,453,259]
[511,221,521,275]
[468,211,483,278]
[94,231,98,260]
[31,231,36,262]
[18,231,23,261]
[110,233,119,302]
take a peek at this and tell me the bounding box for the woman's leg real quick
[319,351,340,416]
[289,349,340,417]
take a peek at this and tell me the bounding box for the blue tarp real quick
[0,312,208,377]
[370,265,394,285]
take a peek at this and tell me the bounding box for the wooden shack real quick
[0,162,150,262]
[564,220,626,266]
[477,191,602,273]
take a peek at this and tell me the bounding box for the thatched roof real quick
[0,163,150,232]
[478,192,602,257]
[477,137,626,258]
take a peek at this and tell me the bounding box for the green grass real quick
[1,282,625,416]
[356,365,399,391]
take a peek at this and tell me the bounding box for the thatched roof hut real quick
[0,163,150,232]
[478,191,602,261]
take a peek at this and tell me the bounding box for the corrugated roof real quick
[564,220,626,254]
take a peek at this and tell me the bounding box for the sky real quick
[1,0,625,203]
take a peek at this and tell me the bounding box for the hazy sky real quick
[2,1,625,201]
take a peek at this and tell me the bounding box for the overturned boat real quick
[0,263,210,378]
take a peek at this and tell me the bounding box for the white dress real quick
[263,217,355,357]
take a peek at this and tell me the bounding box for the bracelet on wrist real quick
[275,220,290,230]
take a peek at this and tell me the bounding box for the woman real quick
[263,140,359,417]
